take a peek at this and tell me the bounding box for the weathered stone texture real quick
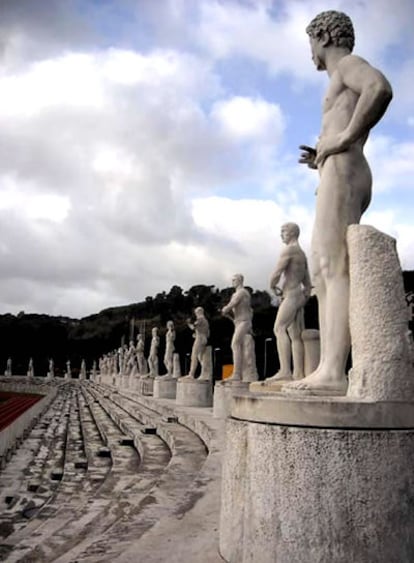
[220,418,414,563]
[347,225,414,400]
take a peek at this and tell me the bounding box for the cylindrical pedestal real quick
[154,377,177,399]
[213,381,250,418]
[220,392,414,563]
[302,329,320,375]
[176,379,213,407]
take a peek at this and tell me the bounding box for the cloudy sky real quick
[0,0,413,318]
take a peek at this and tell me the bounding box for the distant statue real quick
[125,340,137,375]
[66,360,72,379]
[284,10,392,395]
[4,357,12,376]
[27,357,34,378]
[183,307,210,379]
[265,223,312,383]
[48,358,54,378]
[80,359,87,379]
[163,320,175,377]
[147,327,160,376]
[221,274,258,381]
[136,334,148,375]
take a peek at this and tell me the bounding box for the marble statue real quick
[80,359,87,379]
[136,334,148,375]
[163,320,175,377]
[5,357,12,376]
[265,223,311,383]
[66,360,72,378]
[125,340,137,375]
[284,10,392,395]
[182,307,210,379]
[48,358,54,378]
[27,357,34,378]
[222,274,257,381]
[147,327,160,376]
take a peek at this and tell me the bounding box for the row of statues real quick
[2,357,96,379]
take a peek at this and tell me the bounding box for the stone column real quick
[347,225,414,401]
[302,329,320,376]
[242,334,258,382]
[200,346,213,380]
[172,353,181,378]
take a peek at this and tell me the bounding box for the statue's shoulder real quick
[337,53,370,74]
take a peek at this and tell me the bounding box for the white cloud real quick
[0,54,105,117]
[211,96,284,142]
[365,135,414,193]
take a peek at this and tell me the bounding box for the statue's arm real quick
[315,55,392,166]
[222,292,241,315]
[337,55,393,146]
[270,251,290,290]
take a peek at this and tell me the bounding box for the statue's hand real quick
[298,145,317,169]
[315,133,348,166]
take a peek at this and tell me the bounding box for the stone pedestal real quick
[220,391,414,563]
[176,378,213,407]
[213,380,250,418]
[137,376,154,396]
[302,328,320,375]
[154,377,177,399]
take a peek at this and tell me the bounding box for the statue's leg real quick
[266,296,298,382]
[187,344,199,377]
[289,308,305,380]
[283,152,371,393]
[230,323,244,379]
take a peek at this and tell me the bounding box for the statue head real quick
[232,273,244,288]
[281,222,300,243]
[195,306,205,318]
[152,327,158,336]
[306,11,354,52]
[166,320,174,330]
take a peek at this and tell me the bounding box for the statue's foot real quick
[264,371,292,385]
[179,374,194,381]
[292,372,305,381]
[281,368,347,396]
[197,375,211,382]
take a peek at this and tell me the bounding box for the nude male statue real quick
[284,11,392,395]
[163,320,176,377]
[221,274,255,381]
[182,307,210,378]
[135,334,147,375]
[147,327,160,377]
[265,223,311,383]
